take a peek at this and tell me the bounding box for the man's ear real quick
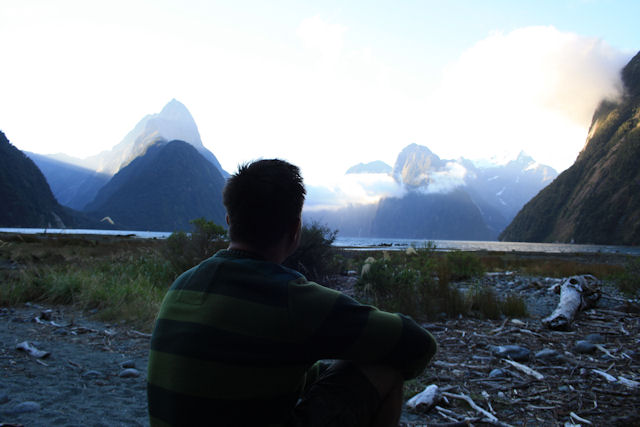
[226,214,230,226]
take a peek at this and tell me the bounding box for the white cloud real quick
[424,26,630,171]
[417,161,468,194]
[305,172,406,210]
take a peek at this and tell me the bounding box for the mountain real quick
[25,152,110,210]
[393,143,446,187]
[31,99,228,209]
[0,131,100,228]
[371,189,495,240]
[84,99,227,177]
[84,140,226,231]
[500,51,640,245]
[464,152,557,230]
[346,161,392,174]
[306,144,555,240]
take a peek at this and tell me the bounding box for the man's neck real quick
[228,241,288,264]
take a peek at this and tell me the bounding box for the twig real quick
[441,391,500,423]
[570,411,593,425]
[592,369,616,382]
[594,344,617,359]
[129,330,152,338]
[503,359,544,380]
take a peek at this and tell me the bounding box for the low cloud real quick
[305,160,469,210]
[425,26,631,171]
[416,161,468,194]
[305,172,406,211]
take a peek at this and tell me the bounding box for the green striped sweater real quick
[147,249,436,426]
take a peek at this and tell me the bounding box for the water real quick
[2,228,639,255]
[0,227,172,239]
[333,236,640,256]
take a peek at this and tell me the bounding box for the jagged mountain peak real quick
[82,99,226,177]
[393,143,445,187]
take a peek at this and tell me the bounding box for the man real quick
[147,159,437,426]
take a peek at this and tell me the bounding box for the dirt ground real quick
[1,276,639,427]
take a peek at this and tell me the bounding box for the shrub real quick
[443,250,485,281]
[164,217,228,273]
[283,222,342,282]
[501,293,528,317]
[466,283,501,319]
[356,258,423,317]
[613,256,640,296]
[0,251,174,329]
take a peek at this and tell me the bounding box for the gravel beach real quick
[1,273,639,426]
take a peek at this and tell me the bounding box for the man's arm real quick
[288,278,437,379]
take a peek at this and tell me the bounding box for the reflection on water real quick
[2,228,639,255]
[333,236,640,255]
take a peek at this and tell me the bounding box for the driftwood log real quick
[542,274,601,330]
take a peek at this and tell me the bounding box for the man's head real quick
[223,159,306,252]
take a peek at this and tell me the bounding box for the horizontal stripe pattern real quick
[148,249,437,426]
[148,350,307,399]
[148,382,295,426]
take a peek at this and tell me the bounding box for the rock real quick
[82,370,104,378]
[120,360,136,369]
[535,348,560,360]
[584,333,605,344]
[489,368,507,378]
[490,345,531,361]
[7,401,41,414]
[574,340,596,354]
[119,368,141,378]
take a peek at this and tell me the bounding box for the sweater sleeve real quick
[288,278,437,380]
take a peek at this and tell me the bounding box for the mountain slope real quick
[25,152,110,210]
[85,140,226,231]
[371,189,495,240]
[500,51,640,245]
[84,99,227,177]
[0,131,98,228]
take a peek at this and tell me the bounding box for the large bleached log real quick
[542,275,601,330]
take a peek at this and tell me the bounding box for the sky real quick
[1,0,639,188]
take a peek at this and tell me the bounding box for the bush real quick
[164,217,228,273]
[0,251,174,329]
[614,256,640,296]
[283,222,342,282]
[442,250,485,282]
[356,259,423,317]
[356,245,470,320]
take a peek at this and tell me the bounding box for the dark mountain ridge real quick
[30,99,228,210]
[85,140,226,232]
[0,131,102,229]
[500,50,640,245]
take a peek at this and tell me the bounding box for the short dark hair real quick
[223,159,306,250]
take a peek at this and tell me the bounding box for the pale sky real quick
[1,0,638,186]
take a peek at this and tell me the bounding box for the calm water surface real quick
[333,236,640,256]
[2,228,639,256]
